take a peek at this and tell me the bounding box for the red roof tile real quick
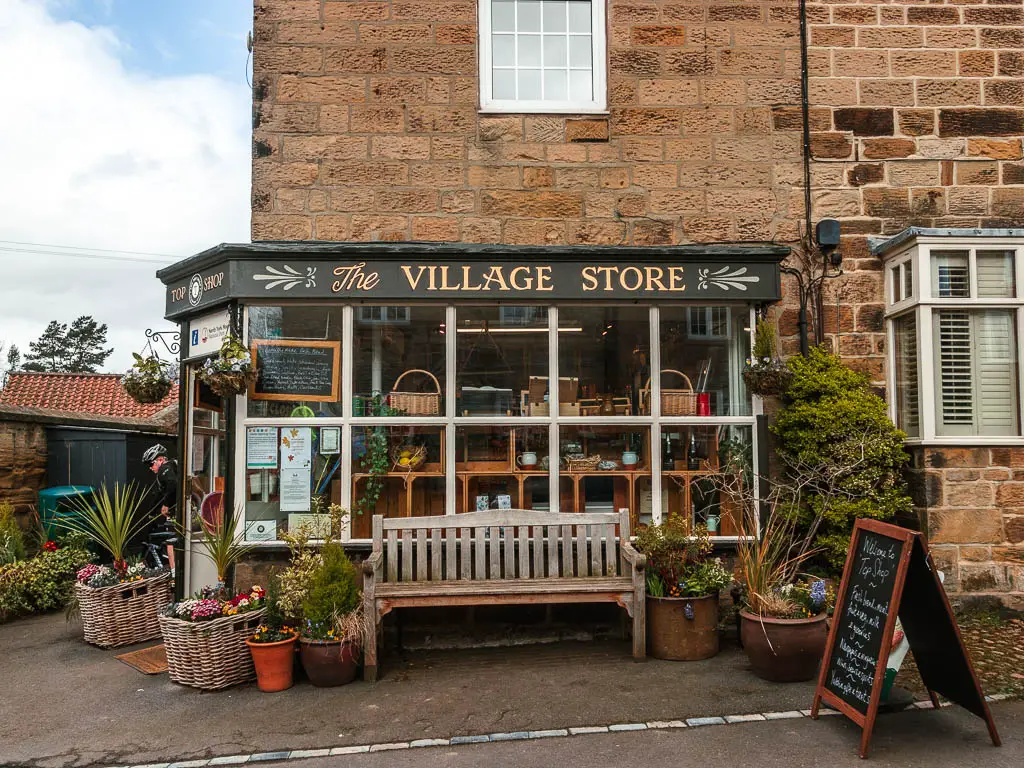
[0,372,178,420]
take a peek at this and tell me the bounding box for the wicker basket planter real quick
[159,608,266,690]
[75,572,173,648]
[201,370,256,398]
[742,365,793,398]
[122,376,172,405]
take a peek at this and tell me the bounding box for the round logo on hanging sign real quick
[188,274,204,306]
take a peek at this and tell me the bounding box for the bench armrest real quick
[362,550,383,578]
[621,541,646,571]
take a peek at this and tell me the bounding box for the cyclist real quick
[142,444,178,570]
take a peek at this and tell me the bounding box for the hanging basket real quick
[387,369,441,415]
[122,375,173,405]
[75,572,173,649]
[201,369,256,398]
[641,370,697,416]
[742,364,792,397]
[159,608,266,690]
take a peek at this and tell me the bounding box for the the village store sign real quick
[163,248,785,318]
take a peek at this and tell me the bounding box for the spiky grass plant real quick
[61,484,154,570]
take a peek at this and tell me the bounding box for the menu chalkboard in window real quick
[811,519,1000,758]
[250,340,341,402]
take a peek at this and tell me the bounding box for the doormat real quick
[116,644,168,675]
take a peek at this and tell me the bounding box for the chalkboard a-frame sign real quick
[249,339,341,403]
[811,519,1001,758]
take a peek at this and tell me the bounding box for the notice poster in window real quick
[320,426,340,454]
[246,427,278,469]
[280,426,312,469]
[279,468,311,512]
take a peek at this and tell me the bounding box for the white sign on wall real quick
[188,309,231,357]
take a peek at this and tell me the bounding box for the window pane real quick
[456,306,548,416]
[559,426,649,521]
[244,425,341,542]
[569,69,593,101]
[568,34,592,67]
[518,0,542,32]
[904,260,913,300]
[493,69,516,99]
[976,250,1015,298]
[931,251,969,298]
[543,35,567,67]
[544,69,568,100]
[892,314,919,438]
[890,266,900,303]
[492,0,516,32]
[246,305,344,417]
[517,34,542,67]
[353,306,445,418]
[558,306,650,417]
[660,305,751,417]
[457,425,549,512]
[652,425,752,536]
[518,68,542,99]
[934,309,1019,437]
[543,0,567,32]
[350,426,445,538]
[493,33,515,66]
[568,0,591,33]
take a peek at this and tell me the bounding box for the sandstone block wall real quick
[0,420,47,515]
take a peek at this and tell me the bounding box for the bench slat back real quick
[371,509,630,584]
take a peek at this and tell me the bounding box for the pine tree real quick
[23,321,68,372]
[6,344,19,372]
[65,316,112,373]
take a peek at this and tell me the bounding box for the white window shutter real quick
[934,310,974,434]
[974,310,1018,435]
[893,314,919,436]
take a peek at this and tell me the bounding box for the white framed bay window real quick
[479,0,607,113]
[884,235,1024,443]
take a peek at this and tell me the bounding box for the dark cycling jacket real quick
[155,459,179,513]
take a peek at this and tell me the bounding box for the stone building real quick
[175,0,1023,606]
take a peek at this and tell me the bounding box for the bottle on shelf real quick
[687,430,700,471]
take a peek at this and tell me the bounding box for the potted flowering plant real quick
[245,578,298,692]
[59,484,171,648]
[198,334,254,397]
[121,353,173,405]
[742,319,792,397]
[637,518,732,661]
[159,584,266,690]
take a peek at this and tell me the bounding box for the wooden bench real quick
[361,508,647,682]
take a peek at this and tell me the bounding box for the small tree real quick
[770,347,912,571]
[65,316,113,373]
[23,321,68,372]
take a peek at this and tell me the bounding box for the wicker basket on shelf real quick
[641,369,697,416]
[564,455,602,472]
[159,609,265,690]
[391,444,427,472]
[387,369,441,415]
[75,572,173,649]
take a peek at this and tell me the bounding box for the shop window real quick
[246,305,344,418]
[558,425,649,518]
[353,305,446,417]
[243,425,342,542]
[479,0,607,113]
[456,425,550,512]
[456,306,548,416]
[660,305,751,417]
[187,368,228,531]
[557,306,649,416]
[886,243,1022,440]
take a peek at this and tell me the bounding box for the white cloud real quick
[0,0,250,373]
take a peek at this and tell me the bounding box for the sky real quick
[0,0,253,374]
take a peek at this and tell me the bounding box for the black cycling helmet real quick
[142,444,168,466]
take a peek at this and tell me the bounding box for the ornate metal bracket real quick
[145,329,181,358]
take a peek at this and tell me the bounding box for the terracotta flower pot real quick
[740,609,828,683]
[648,594,720,661]
[299,638,360,687]
[246,634,298,692]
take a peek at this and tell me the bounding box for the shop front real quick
[159,242,786,585]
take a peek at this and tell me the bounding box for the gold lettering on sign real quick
[669,266,685,291]
[480,266,509,291]
[400,265,428,290]
[579,265,686,293]
[332,263,380,292]
[646,267,667,292]
[581,266,598,292]
[171,285,187,302]
[620,266,643,291]
[536,266,553,291]
[509,266,532,291]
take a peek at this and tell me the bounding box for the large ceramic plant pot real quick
[648,594,720,661]
[246,634,298,692]
[740,610,828,682]
[299,638,360,687]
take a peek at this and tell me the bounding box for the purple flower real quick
[810,580,826,609]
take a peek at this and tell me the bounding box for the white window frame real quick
[236,303,759,546]
[883,236,1024,446]
[479,0,608,114]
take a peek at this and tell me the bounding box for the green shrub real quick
[0,546,92,621]
[0,503,26,565]
[771,347,913,571]
[302,542,359,626]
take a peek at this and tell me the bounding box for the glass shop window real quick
[659,305,751,417]
[455,425,551,512]
[456,306,549,416]
[557,306,650,416]
[246,305,345,418]
[352,305,446,417]
[558,425,650,518]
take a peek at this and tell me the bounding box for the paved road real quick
[266,700,1022,768]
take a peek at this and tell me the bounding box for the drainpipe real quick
[798,0,814,354]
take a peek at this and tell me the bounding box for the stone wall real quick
[908,446,1024,610]
[0,419,47,515]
